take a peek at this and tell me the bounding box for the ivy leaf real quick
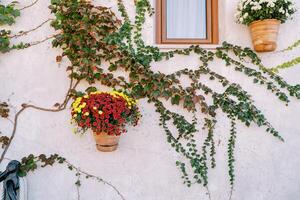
[171,94,181,105]
[108,64,117,71]
[18,171,27,177]
[132,84,144,98]
[151,90,160,98]
[85,86,97,94]
[94,73,101,79]
[163,90,172,99]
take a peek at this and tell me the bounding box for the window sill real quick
[153,44,222,50]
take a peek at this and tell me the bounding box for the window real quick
[156,0,219,44]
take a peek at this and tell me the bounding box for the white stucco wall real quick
[1,0,300,199]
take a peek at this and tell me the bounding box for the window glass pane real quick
[166,0,207,39]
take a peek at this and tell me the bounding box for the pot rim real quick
[249,19,281,27]
[93,132,121,137]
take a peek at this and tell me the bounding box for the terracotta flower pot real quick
[93,132,120,152]
[249,19,280,52]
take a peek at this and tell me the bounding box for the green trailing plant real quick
[284,39,300,51]
[47,0,300,191]
[0,1,52,53]
[17,153,125,200]
[0,1,20,25]
[270,56,300,73]
[269,39,300,72]
[0,0,299,198]
[228,116,237,187]
[0,1,127,199]
[0,29,30,53]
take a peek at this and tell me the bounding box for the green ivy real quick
[284,39,300,52]
[269,39,300,72]
[47,0,300,189]
[18,154,66,177]
[270,56,300,73]
[16,153,126,200]
[228,116,237,186]
[0,1,20,25]
[1,0,299,194]
[0,29,30,53]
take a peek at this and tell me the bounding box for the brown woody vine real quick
[48,0,300,191]
[1,0,300,198]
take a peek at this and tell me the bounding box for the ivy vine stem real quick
[19,0,39,11]
[63,159,126,200]
[3,154,126,200]
[1,0,300,199]
[228,116,237,187]
[0,79,80,164]
[9,18,53,39]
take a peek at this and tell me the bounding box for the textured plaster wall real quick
[0,0,300,200]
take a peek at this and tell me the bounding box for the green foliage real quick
[203,118,216,168]
[17,153,125,199]
[270,56,300,73]
[19,154,65,177]
[284,39,300,51]
[268,39,300,72]
[0,0,298,193]
[0,1,20,25]
[176,161,192,187]
[47,0,300,189]
[49,0,123,84]
[228,116,237,186]
[0,29,30,53]
[0,29,11,53]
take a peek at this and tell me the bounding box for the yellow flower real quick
[72,97,83,110]
[84,112,89,116]
[74,91,137,112]
[79,102,86,108]
[98,110,103,115]
[73,114,77,118]
[109,91,137,109]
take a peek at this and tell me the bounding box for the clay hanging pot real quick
[249,19,280,52]
[93,132,120,152]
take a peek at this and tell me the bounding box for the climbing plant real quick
[17,153,126,199]
[284,39,300,51]
[49,0,300,190]
[270,39,300,72]
[0,1,54,53]
[0,1,20,25]
[1,0,300,198]
[0,1,126,199]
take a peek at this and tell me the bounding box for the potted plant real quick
[71,91,140,152]
[235,0,296,52]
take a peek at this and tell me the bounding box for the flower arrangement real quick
[71,91,140,136]
[235,0,296,25]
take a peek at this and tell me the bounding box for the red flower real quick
[71,92,140,135]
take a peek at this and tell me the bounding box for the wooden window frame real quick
[156,0,219,44]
